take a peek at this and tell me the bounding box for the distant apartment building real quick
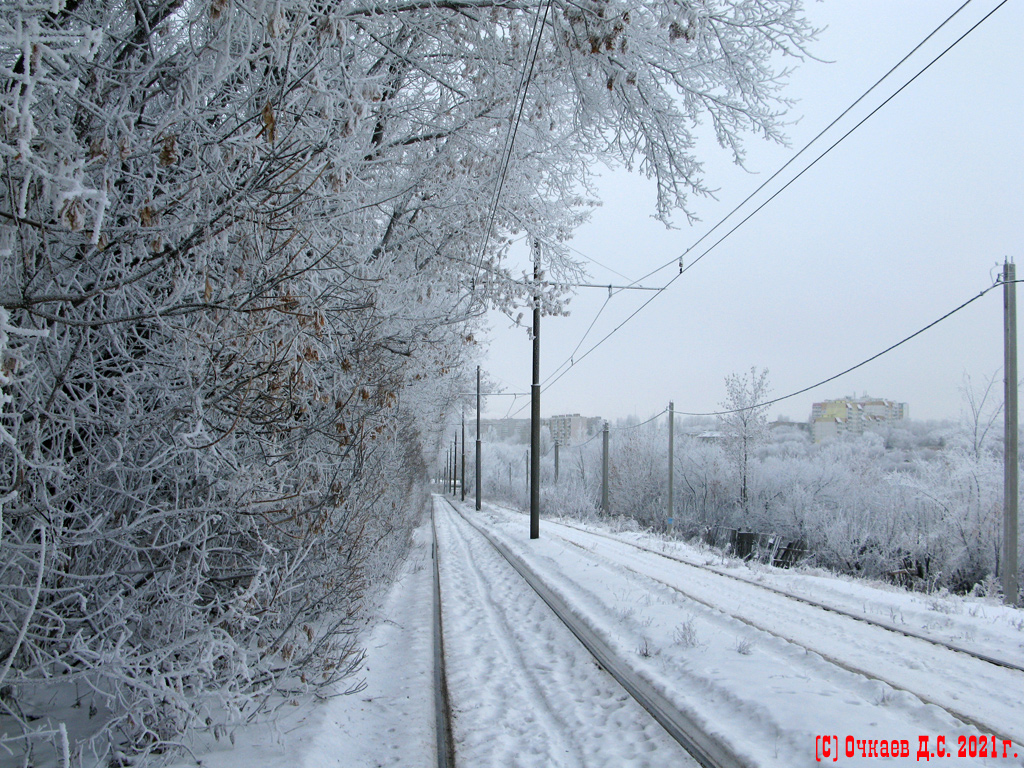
[810,395,908,443]
[547,414,592,445]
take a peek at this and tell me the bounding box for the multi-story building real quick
[547,413,588,445]
[810,395,908,443]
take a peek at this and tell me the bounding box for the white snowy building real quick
[810,395,908,443]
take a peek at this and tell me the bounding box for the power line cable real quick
[529,276,678,405]
[566,430,603,449]
[646,0,1009,288]
[473,0,553,281]
[494,1,981,398]
[540,293,612,386]
[556,408,668,451]
[534,234,637,283]
[609,408,669,431]
[507,276,1012,421]
[677,280,1002,417]
[478,14,542,256]
[624,0,983,291]
[534,0,1008,399]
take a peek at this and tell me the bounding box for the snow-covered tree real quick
[0,0,817,760]
[957,371,1003,459]
[718,366,771,513]
[608,424,665,526]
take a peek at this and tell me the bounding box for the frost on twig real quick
[0,0,815,761]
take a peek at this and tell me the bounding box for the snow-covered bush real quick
[0,0,818,759]
[524,409,1020,596]
[608,426,666,528]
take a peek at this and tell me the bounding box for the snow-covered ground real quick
[434,497,699,767]
[459,500,1023,766]
[161,522,439,768]
[135,496,1024,767]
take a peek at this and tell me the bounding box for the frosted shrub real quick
[673,617,700,648]
[542,477,600,521]
[0,0,817,759]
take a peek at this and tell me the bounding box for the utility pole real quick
[452,438,457,496]
[525,449,530,505]
[530,237,541,539]
[668,401,675,534]
[1004,259,1019,606]
[601,421,610,514]
[475,366,482,511]
[554,441,560,484]
[461,412,466,502]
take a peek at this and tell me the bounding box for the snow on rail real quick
[430,508,456,768]
[439,496,742,768]
[432,496,702,767]
[547,517,1024,674]
[546,524,1023,747]
[455,499,1024,767]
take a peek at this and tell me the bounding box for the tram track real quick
[546,524,1024,749]
[431,495,727,768]
[434,496,1024,765]
[431,505,456,768]
[499,507,1024,750]
[535,513,1024,675]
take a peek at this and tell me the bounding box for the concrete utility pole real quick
[452,438,457,496]
[668,401,675,534]
[530,237,541,539]
[1004,259,1019,606]
[525,450,530,503]
[475,366,482,511]
[554,441,560,484]
[601,421,610,514]
[461,412,466,502]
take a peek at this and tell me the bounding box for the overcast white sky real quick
[480,0,1023,426]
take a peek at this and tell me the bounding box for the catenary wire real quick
[477,8,542,261]
[472,0,554,281]
[519,278,1002,425]
[532,0,1009,401]
[676,280,1003,417]
[509,0,965,382]
[494,1,984,400]
[541,293,613,386]
[642,0,1010,287]
[623,0,982,291]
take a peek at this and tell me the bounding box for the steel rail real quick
[549,529,1024,750]
[431,504,456,768]
[537,514,1024,675]
[438,496,744,768]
